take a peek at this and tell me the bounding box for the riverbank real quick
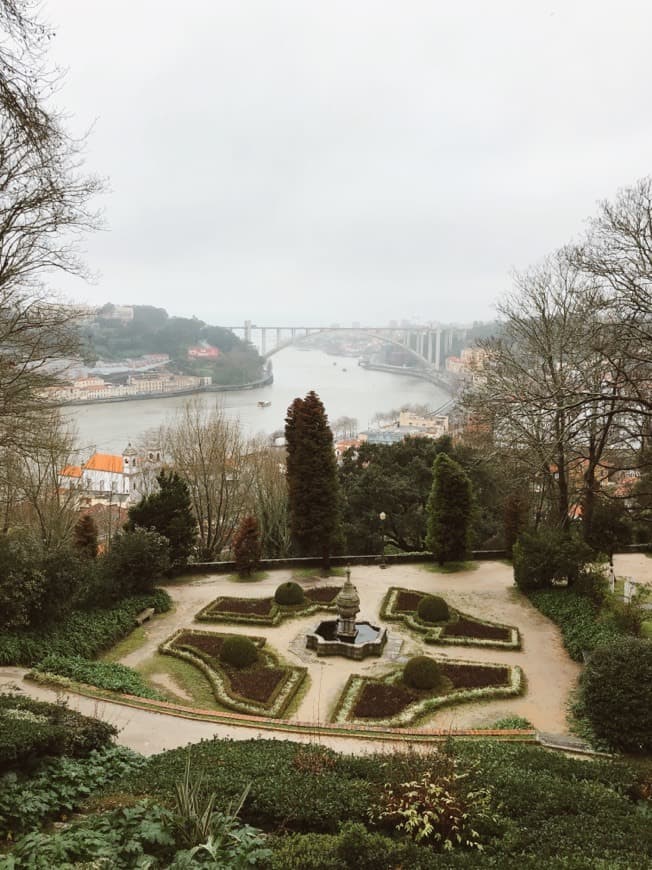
[59,372,274,408]
[358,360,456,392]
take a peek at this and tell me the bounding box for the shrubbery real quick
[0,589,171,666]
[219,635,259,668]
[274,581,305,606]
[403,656,444,690]
[513,528,595,590]
[102,528,171,596]
[579,638,652,753]
[34,654,163,699]
[417,595,449,623]
[0,694,117,773]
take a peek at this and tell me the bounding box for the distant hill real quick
[80,305,263,386]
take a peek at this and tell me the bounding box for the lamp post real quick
[379,511,387,568]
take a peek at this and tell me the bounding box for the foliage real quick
[0,589,171,666]
[233,514,262,577]
[0,694,117,775]
[579,638,652,753]
[369,767,494,851]
[426,453,473,565]
[513,528,595,590]
[33,654,163,699]
[503,491,527,557]
[585,497,633,556]
[219,635,259,669]
[403,657,445,691]
[125,470,196,569]
[527,588,629,661]
[285,391,343,565]
[491,715,533,730]
[417,595,450,623]
[0,745,143,840]
[103,528,171,596]
[274,580,305,606]
[73,513,99,559]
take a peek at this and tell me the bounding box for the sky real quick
[44,0,652,328]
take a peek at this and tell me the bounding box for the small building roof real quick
[60,465,82,478]
[85,453,124,474]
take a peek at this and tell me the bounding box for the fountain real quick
[306,567,387,660]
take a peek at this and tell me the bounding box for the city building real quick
[60,442,163,507]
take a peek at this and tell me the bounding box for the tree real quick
[125,470,196,569]
[73,514,98,559]
[103,528,170,597]
[0,2,102,453]
[163,402,255,561]
[232,514,261,578]
[503,491,528,557]
[249,440,291,558]
[426,453,473,565]
[285,391,342,566]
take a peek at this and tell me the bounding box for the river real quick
[64,347,451,452]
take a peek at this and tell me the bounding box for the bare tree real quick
[163,401,255,560]
[248,438,291,558]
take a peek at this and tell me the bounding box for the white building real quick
[60,443,162,506]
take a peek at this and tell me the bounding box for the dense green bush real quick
[0,589,171,667]
[274,581,305,606]
[513,528,595,590]
[403,656,444,690]
[219,635,259,668]
[102,528,171,596]
[34,654,162,699]
[579,638,652,753]
[0,694,117,773]
[417,595,449,623]
[527,589,626,661]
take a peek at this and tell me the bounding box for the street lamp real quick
[379,511,387,568]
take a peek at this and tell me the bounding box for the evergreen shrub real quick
[219,635,258,668]
[403,656,444,691]
[274,581,305,606]
[580,637,652,753]
[417,595,449,623]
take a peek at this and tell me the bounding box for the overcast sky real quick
[45,1,652,328]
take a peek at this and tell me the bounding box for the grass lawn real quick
[101,626,149,663]
[292,566,346,579]
[226,570,270,583]
[135,652,222,710]
[419,560,478,573]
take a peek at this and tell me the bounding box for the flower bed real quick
[195,586,342,625]
[160,629,307,717]
[380,587,520,649]
[331,660,523,727]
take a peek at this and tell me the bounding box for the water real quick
[64,347,450,452]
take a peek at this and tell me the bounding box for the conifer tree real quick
[285,391,342,567]
[426,452,473,565]
[233,514,262,577]
[125,470,196,568]
[73,513,99,559]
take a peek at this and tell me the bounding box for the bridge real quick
[226,322,466,371]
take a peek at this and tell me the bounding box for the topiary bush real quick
[417,595,449,624]
[403,656,444,691]
[274,581,305,606]
[579,637,652,753]
[219,635,259,669]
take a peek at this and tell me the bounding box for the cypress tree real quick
[285,391,342,567]
[73,513,99,559]
[125,470,196,568]
[233,514,262,577]
[426,452,473,565]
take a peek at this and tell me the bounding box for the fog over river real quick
[65,348,450,453]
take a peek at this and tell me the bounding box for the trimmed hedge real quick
[0,694,117,773]
[0,589,171,667]
[417,595,449,623]
[219,635,259,668]
[403,656,444,690]
[274,581,305,606]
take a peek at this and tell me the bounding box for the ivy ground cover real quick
[380,587,520,649]
[331,660,523,726]
[195,585,341,625]
[160,629,306,717]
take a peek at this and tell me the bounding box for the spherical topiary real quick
[219,635,258,669]
[417,595,450,624]
[274,581,305,606]
[580,638,652,753]
[403,656,444,691]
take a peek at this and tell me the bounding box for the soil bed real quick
[303,586,341,604]
[225,666,285,703]
[396,590,425,612]
[442,618,511,642]
[209,597,273,616]
[352,663,511,719]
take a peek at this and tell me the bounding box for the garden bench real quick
[135,607,155,626]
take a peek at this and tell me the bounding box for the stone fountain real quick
[305,566,387,660]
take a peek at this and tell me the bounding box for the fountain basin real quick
[306,620,387,660]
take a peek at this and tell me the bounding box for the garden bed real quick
[195,586,342,625]
[332,659,523,726]
[380,587,520,649]
[160,629,307,717]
